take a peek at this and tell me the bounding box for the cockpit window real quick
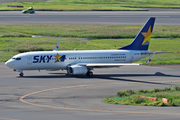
[12,57,21,60]
[16,58,21,60]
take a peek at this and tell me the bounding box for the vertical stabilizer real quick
[119,17,155,50]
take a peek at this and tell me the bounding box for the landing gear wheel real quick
[86,71,93,76]
[19,73,24,77]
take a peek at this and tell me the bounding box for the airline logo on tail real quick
[119,17,155,50]
[141,25,152,45]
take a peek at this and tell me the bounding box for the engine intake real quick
[67,65,88,75]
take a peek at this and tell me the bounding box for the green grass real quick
[103,85,180,106]
[90,38,180,65]
[0,37,96,62]
[1,25,180,39]
[0,24,180,63]
[1,0,180,11]
[0,37,180,64]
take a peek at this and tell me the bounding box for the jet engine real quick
[67,65,88,75]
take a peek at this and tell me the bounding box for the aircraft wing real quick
[141,51,174,64]
[72,51,172,68]
[78,52,163,67]
[86,63,140,66]
[76,63,141,68]
[141,51,173,55]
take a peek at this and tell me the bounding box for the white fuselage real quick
[5,50,150,70]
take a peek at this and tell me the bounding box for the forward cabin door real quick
[27,56,32,65]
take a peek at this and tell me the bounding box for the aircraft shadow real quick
[19,72,180,85]
[94,75,170,85]
[94,72,180,78]
[92,72,180,85]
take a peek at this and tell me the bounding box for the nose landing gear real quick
[14,69,24,77]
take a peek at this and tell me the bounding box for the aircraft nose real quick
[5,60,15,68]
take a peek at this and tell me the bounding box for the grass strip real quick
[1,0,180,11]
[1,25,180,39]
[0,24,179,63]
[103,85,180,106]
[0,37,180,64]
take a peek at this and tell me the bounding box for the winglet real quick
[144,52,155,64]
[119,17,155,50]
[53,40,60,51]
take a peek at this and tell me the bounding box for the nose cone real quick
[5,60,15,69]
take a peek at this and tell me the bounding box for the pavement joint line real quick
[0,76,17,78]
[0,117,20,120]
[19,81,180,115]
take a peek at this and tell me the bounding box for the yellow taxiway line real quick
[19,81,180,115]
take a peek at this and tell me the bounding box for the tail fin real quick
[53,40,60,51]
[119,17,155,50]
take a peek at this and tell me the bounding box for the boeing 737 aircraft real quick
[5,17,163,77]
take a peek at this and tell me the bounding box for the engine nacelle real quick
[67,65,88,75]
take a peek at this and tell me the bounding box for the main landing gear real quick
[19,72,24,77]
[86,71,93,76]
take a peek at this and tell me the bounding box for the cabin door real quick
[130,52,134,63]
[27,56,32,65]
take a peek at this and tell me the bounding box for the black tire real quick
[86,71,93,76]
[19,73,24,77]
[23,11,27,14]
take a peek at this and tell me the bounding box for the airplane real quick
[5,17,166,77]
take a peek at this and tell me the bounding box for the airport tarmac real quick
[0,8,180,120]
[0,62,180,120]
[1,10,180,25]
